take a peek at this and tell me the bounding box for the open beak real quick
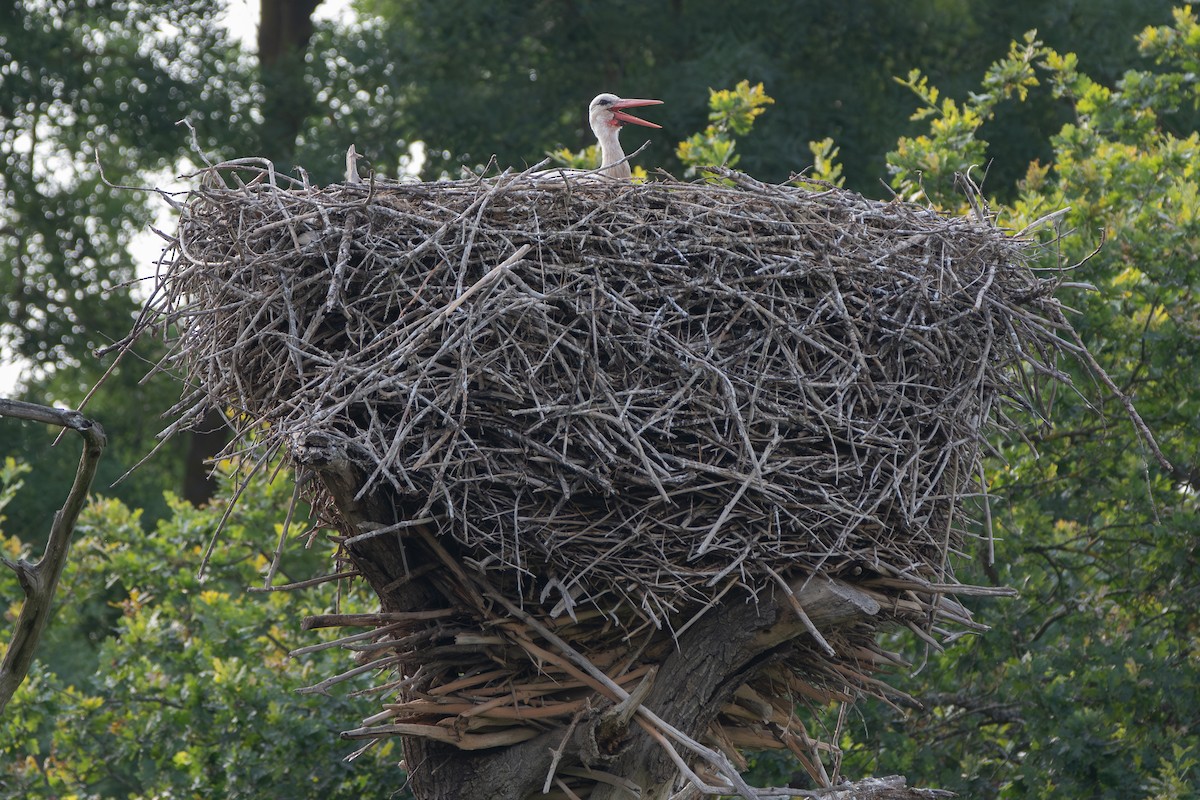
[610,97,663,128]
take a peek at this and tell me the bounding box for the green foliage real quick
[546,144,600,171]
[0,0,254,527]
[546,143,651,181]
[1144,745,1200,800]
[888,32,1042,206]
[0,465,407,799]
[675,80,774,178]
[806,138,845,187]
[0,458,30,525]
[1,370,187,545]
[0,0,246,371]
[357,0,1183,187]
[0,2,393,529]
[829,7,1200,799]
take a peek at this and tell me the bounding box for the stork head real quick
[588,93,663,135]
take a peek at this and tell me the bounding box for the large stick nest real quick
[132,161,1069,785]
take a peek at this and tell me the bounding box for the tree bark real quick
[257,0,322,168]
[181,408,227,505]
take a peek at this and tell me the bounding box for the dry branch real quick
[0,399,106,714]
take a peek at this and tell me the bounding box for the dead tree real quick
[0,399,106,713]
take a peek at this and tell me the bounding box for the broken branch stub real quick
[0,399,106,714]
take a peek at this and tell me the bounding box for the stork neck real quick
[595,125,631,179]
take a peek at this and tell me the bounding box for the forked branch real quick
[0,398,106,714]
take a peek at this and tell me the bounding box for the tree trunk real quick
[182,408,226,505]
[257,0,322,168]
[307,445,888,800]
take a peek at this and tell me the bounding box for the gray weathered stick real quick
[0,399,106,714]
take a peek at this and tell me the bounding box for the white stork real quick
[587,93,663,179]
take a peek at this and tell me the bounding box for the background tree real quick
[0,460,407,799]
[828,9,1200,798]
[354,0,1181,192]
[0,0,248,527]
[3,1,1199,798]
[181,0,329,504]
[0,0,352,524]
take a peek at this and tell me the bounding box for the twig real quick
[301,609,457,629]
[543,704,592,794]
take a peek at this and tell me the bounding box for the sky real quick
[0,0,357,397]
[223,0,356,43]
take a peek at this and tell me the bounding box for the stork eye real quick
[597,98,611,106]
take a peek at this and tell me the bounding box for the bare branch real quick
[0,398,106,714]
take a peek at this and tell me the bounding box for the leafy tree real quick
[0,0,363,527]
[829,7,1200,798]
[353,0,1182,191]
[0,1,246,525]
[675,80,774,177]
[0,461,407,799]
[0,0,250,524]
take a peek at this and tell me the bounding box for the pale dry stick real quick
[338,721,538,749]
[342,517,438,547]
[1059,311,1173,474]
[297,653,401,696]
[553,776,587,800]
[247,209,326,238]
[693,429,781,558]
[481,587,762,799]
[195,447,274,579]
[557,766,644,798]
[248,569,358,594]
[635,719,740,796]
[275,264,311,386]
[397,172,528,272]
[607,665,659,728]
[1015,206,1072,239]
[762,564,835,658]
[456,173,507,295]
[66,266,169,442]
[542,703,592,794]
[301,609,457,629]
[262,477,304,589]
[326,208,361,311]
[385,243,533,360]
[348,665,429,700]
[288,621,407,657]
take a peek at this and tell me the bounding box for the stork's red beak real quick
[609,97,663,128]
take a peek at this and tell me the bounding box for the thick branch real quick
[588,577,881,800]
[0,398,106,714]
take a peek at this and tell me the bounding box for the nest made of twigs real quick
[128,160,1070,789]
[160,165,1059,612]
